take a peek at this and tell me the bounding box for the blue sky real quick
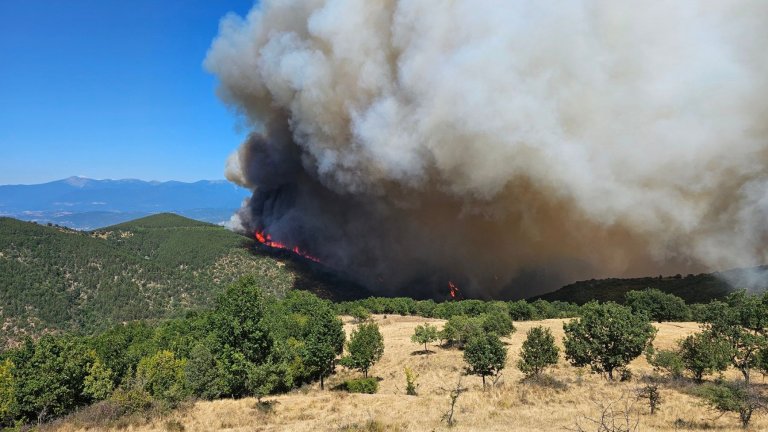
[0,0,255,184]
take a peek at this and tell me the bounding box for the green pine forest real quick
[0,213,346,347]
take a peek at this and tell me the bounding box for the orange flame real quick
[448,281,460,300]
[254,230,321,263]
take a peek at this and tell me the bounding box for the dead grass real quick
[49,316,768,431]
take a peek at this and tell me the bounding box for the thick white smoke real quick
[206,0,768,298]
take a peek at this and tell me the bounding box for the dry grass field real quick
[52,315,768,432]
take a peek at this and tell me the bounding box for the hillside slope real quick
[531,267,768,305]
[48,316,763,432]
[0,214,363,346]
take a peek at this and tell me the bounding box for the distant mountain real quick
[530,266,768,305]
[0,177,251,229]
[0,213,368,347]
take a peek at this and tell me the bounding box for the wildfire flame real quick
[448,281,461,300]
[254,230,321,263]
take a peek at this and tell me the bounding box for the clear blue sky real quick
[0,0,255,184]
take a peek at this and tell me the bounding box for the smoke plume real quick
[206,0,768,298]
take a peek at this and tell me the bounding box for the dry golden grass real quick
[52,316,768,431]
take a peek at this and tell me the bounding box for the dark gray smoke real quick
[205,0,768,298]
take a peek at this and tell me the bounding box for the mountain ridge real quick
[0,176,250,229]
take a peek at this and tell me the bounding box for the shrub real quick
[645,347,684,379]
[135,351,188,405]
[463,334,507,389]
[563,302,656,380]
[697,381,766,428]
[404,367,418,396]
[440,315,482,348]
[678,331,731,381]
[508,300,537,321]
[109,386,153,415]
[517,326,559,377]
[345,378,378,394]
[350,306,372,323]
[247,362,292,402]
[636,383,662,414]
[480,312,516,338]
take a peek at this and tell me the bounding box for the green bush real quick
[109,386,153,415]
[344,378,378,394]
[439,315,483,348]
[480,312,516,338]
[678,331,731,382]
[645,347,684,379]
[404,367,418,396]
[135,351,188,405]
[563,302,656,380]
[350,306,372,323]
[517,326,559,377]
[697,381,766,428]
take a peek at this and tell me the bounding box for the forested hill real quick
[531,267,768,305]
[0,213,361,347]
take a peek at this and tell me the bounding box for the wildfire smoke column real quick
[206,0,768,298]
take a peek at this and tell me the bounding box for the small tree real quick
[411,323,438,353]
[563,302,656,380]
[302,306,345,389]
[186,339,228,400]
[463,334,507,389]
[700,381,766,429]
[340,322,384,378]
[517,326,559,378]
[678,331,731,382]
[703,294,768,385]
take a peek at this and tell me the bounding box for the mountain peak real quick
[63,176,92,187]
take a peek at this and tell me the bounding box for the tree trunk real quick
[425,342,428,353]
[482,375,486,389]
[742,367,750,385]
[607,369,614,381]
[320,374,324,390]
[740,407,752,429]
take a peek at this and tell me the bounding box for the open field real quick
[51,316,767,431]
